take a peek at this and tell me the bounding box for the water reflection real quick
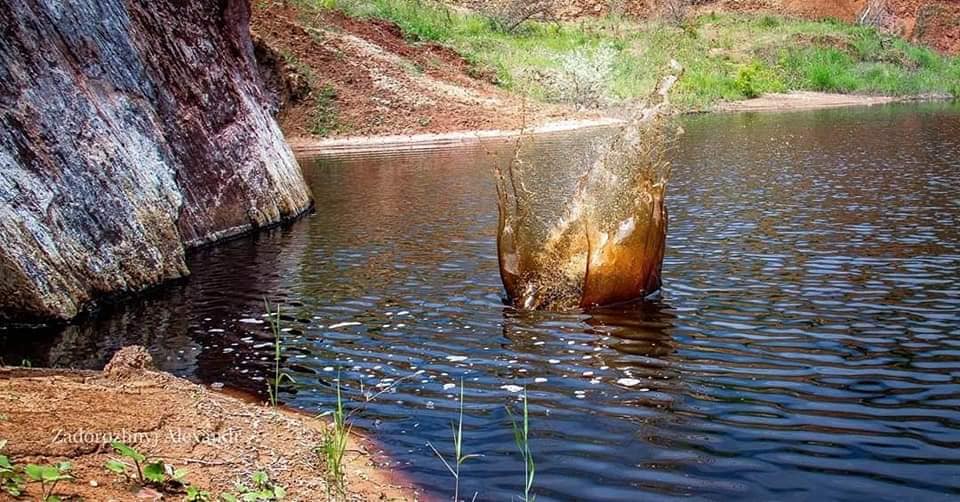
[2,103,960,501]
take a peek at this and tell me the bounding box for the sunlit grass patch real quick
[290,0,960,110]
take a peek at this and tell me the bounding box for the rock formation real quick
[0,0,312,321]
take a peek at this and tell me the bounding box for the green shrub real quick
[301,0,960,109]
[734,61,784,98]
[783,47,859,92]
[904,44,941,69]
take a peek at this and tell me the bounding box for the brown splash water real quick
[495,64,682,310]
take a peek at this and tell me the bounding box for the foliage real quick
[506,388,535,502]
[264,301,297,408]
[427,379,480,502]
[302,1,960,110]
[539,44,618,109]
[310,85,340,137]
[0,440,73,501]
[315,376,350,499]
[105,441,187,489]
[222,471,286,501]
[0,441,25,498]
[758,15,780,29]
[734,61,784,98]
[187,485,213,502]
[23,461,72,502]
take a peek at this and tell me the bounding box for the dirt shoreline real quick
[289,118,625,156]
[712,91,953,113]
[288,92,953,155]
[0,347,421,501]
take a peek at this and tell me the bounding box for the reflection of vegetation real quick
[294,0,960,110]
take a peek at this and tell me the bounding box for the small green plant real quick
[222,470,286,501]
[105,441,187,488]
[310,84,340,137]
[734,61,783,99]
[186,485,213,501]
[316,375,350,499]
[0,440,25,497]
[264,300,296,409]
[506,388,535,502]
[23,461,72,502]
[427,379,480,502]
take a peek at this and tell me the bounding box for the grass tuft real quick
[264,300,296,409]
[317,374,350,499]
[506,388,535,502]
[427,378,480,502]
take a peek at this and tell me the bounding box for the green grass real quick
[427,379,480,502]
[310,84,340,137]
[506,387,535,502]
[293,0,959,110]
[316,375,349,500]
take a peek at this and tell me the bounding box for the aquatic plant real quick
[264,300,296,409]
[317,374,350,499]
[506,388,535,502]
[495,61,683,310]
[428,378,480,502]
[313,369,421,498]
[23,461,72,502]
[105,441,188,488]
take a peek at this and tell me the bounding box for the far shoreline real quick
[288,92,955,156]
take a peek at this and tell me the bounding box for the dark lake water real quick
[3,103,960,501]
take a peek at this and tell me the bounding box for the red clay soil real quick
[746,0,960,54]
[452,0,959,54]
[250,1,569,139]
[0,347,419,501]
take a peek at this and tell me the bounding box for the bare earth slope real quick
[0,347,419,501]
[251,3,572,139]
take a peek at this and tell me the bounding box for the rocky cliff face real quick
[0,0,313,321]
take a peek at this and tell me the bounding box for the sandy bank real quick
[713,91,952,113]
[289,93,956,156]
[289,118,625,157]
[0,347,419,501]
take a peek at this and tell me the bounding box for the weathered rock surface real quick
[0,0,312,321]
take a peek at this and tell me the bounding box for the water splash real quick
[495,62,683,310]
